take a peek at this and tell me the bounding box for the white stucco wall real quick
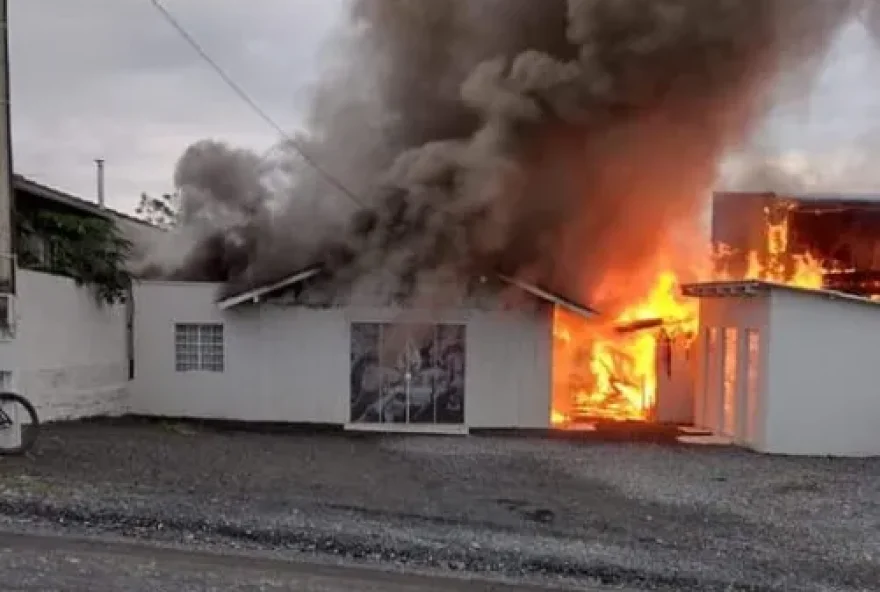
[693,293,771,450]
[764,290,880,457]
[131,281,552,429]
[693,285,880,457]
[0,269,129,422]
[130,281,241,419]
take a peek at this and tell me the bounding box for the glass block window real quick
[174,323,224,372]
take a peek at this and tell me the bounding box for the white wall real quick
[693,286,880,457]
[131,281,552,429]
[693,293,771,450]
[0,269,129,422]
[764,290,880,457]
[654,334,697,424]
[463,309,552,429]
[130,281,245,419]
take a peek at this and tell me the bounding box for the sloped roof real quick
[218,267,599,319]
[13,174,157,229]
[217,266,322,310]
[496,274,598,318]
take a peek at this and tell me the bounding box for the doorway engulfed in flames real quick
[549,197,859,427]
[550,277,699,426]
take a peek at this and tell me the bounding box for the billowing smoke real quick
[720,148,880,195]
[139,0,862,314]
[719,3,880,197]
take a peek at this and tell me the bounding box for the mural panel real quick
[349,322,466,425]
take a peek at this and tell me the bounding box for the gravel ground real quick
[0,531,581,592]
[0,420,877,591]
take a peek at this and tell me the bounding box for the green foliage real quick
[17,210,133,305]
[135,192,178,229]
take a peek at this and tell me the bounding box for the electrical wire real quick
[147,0,365,208]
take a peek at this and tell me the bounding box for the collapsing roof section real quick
[217,267,598,319]
[681,280,880,310]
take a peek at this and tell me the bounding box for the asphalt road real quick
[0,531,589,592]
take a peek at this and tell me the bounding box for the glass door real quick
[349,322,465,426]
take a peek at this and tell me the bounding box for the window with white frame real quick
[174,323,224,372]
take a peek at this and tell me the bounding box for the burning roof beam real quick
[614,318,665,334]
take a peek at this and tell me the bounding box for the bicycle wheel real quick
[0,392,40,455]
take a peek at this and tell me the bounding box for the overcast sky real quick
[9,1,880,215]
[9,0,344,213]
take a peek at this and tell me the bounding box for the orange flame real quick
[551,207,827,426]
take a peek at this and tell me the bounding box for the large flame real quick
[551,206,826,426]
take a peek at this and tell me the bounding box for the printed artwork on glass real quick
[349,323,382,423]
[349,322,466,425]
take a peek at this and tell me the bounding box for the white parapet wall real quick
[0,269,129,422]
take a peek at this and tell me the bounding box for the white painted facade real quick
[130,281,553,430]
[688,281,880,457]
[7,271,877,458]
[0,269,129,422]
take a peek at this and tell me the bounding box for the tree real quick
[135,192,178,229]
[17,210,132,305]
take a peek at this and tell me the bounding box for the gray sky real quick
[9,1,880,215]
[10,0,343,213]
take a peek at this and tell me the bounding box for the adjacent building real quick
[13,174,163,273]
[0,175,162,422]
[683,280,880,457]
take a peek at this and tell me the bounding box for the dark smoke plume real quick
[139,0,861,313]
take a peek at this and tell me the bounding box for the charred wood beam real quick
[614,318,664,334]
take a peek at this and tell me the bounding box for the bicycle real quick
[0,391,39,455]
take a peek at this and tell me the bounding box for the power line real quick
[146,0,364,209]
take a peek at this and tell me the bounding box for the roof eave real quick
[217,266,323,310]
[14,174,161,230]
[217,269,600,320]
[497,274,598,319]
[681,279,880,310]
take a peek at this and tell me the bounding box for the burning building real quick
[550,189,880,438]
[126,1,880,454]
[130,270,597,433]
[677,191,880,456]
[713,191,880,296]
[127,183,880,455]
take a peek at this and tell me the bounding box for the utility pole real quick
[0,0,16,448]
[0,0,13,296]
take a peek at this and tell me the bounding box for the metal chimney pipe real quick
[95,158,105,208]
